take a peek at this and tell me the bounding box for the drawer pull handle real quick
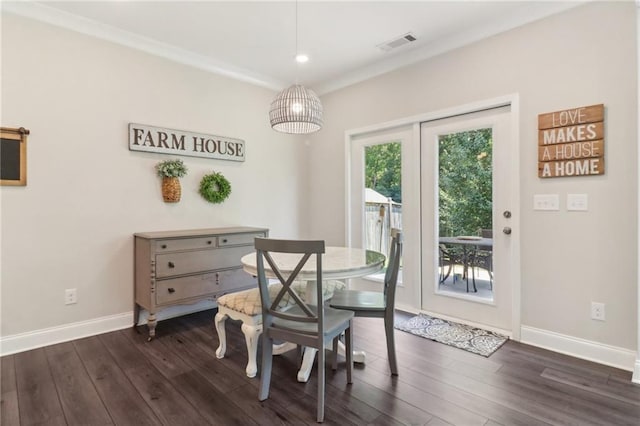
[161,244,167,249]
[222,239,228,243]
[168,288,175,294]
[168,262,175,268]
[207,240,212,245]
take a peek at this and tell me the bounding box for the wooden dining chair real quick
[329,229,402,375]
[255,238,354,423]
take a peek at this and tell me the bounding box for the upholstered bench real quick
[214,280,346,377]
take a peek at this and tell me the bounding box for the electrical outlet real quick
[591,302,605,321]
[65,288,77,305]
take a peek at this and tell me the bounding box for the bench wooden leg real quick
[241,322,262,378]
[214,311,228,359]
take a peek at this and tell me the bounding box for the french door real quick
[347,126,421,307]
[420,106,515,333]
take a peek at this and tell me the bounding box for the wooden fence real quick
[365,202,402,255]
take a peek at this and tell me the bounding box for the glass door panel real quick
[438,128,493,300]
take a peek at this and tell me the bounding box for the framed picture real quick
[1,127,29,186]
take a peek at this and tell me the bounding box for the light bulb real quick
[291,102,303,113]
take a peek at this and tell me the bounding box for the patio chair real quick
[470,249,493,289]
[329,229,402,375]
[439,244,458,284]
[440,243,476,289]
[470,228,493,289]
[255,238,354,423]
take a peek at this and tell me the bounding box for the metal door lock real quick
[503,210,512,218]
[503,227,512,235]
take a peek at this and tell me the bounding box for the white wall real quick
[0,14,308,339]
[307,2,637,354]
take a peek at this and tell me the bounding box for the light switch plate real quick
[567,193,588,211]
[533,194,559,211]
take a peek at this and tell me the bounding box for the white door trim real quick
[345,93,521,340]
[633,0,640,384]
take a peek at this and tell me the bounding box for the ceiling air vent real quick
[377,32,417,52]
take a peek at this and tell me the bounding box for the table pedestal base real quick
[297,342,366,382]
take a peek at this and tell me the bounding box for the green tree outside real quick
[365,142,401,202]
[439,128,493,236]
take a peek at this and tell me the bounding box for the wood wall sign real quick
[129,123,245,162]
[1,127,29,186]
[537,104,604,178]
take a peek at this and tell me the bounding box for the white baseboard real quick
[520,325,637,372]
[0,312,132,356]
[395,310,637,373]
[0,301,219,356]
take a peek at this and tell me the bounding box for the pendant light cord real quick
[295,0,299,84]
[268,0,323,134]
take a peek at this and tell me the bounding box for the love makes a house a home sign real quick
[537,104,604,178]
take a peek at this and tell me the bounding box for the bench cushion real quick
[217,280,346,316]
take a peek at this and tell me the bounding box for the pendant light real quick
[269,1,323,134]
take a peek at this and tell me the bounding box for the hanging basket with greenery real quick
[199,172,231,204]
[156,158,188,178]
[155,159,188,203]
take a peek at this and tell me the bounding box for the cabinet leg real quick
[147,312,157,341]
[214,312,228,359]
[241,322,262,378]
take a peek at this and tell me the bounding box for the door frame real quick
[345,94,521,340]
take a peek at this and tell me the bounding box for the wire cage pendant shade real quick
[269,84,323,134]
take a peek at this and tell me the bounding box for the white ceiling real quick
[3,1,584,95]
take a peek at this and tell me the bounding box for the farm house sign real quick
[537,104,604,178]
[128,123,245,162]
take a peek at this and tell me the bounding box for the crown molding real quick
[2,1,587,96]
[1,1,287,91]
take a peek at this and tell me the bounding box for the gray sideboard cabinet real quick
[134,226,268,339]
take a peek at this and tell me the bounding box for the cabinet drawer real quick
[155,246,253,278]
[218,268,258,293]
[218,232,264,247]
[155,268,257,305]
[155,237,217,252]
[156,273,218,305]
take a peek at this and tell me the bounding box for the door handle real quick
[503,227,512,235]
[503,210,512,218]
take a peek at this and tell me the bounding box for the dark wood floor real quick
[1,310,639,425]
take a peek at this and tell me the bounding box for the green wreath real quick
[199,172,231,204]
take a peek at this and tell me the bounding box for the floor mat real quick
[395,314,508,357]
